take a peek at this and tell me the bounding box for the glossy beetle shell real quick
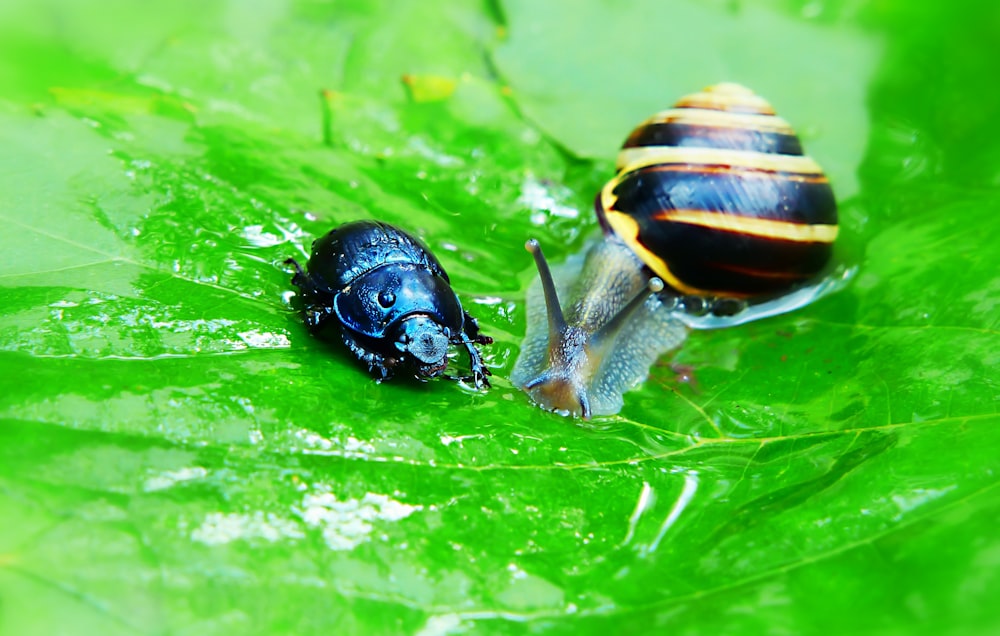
[304,219,449,292]
[287,220,491,388]
[599,82,839,298]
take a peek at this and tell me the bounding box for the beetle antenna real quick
[453,335,492,346]
[525,239,567,340]
[590,277,664,347]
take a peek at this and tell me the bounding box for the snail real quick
[286,220,492,388]
[511,83,840,418]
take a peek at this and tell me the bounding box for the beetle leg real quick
[370,358,395,382]
[454,313,491,389]
[341,330,396,382]
[284,258,314,293]
[461,341,491,389]
[286,257,336,334]
[462,311,494,345]
[443,332,491,388]
[303,305,338,334]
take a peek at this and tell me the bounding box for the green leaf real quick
[492,0,878,198]
[2,0,998,635]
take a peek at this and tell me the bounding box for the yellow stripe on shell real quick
[651,210,839,243]
[599,182,839,296]
[599,209,695,294]
[634,162,831,184]
[615,146,825,175]
[640,107,795,136]
[674,83,775,115]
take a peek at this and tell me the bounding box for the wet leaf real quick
[1,0,998,635]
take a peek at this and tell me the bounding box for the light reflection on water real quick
[619,472,701,556]
[644,471,699,555]
[189,487,423,552]
[298,490,423,551]
[518,175,581,226]
[890,485,957,521]
[190,510,305,545]
[621,481,653,546]
[8,292,293,358]
[240,220,310,250]
[143,466,209,492]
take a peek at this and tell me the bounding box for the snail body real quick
[511,235,686,418]
[512,83,839,418]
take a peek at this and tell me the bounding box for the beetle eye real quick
[377,290,396,308]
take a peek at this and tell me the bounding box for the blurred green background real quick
[1,0,998,634]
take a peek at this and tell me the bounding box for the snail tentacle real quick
[591,277,665,348]
[525,239,568,339]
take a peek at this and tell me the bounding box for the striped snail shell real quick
[601,82,839,299]
[511,83,840,418]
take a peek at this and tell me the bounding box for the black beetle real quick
[285,220,492,388]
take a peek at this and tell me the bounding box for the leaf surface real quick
[1,1,998,635]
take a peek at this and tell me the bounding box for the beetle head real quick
[394,315,449,377]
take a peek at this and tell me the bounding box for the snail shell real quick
[512,83,839,418]
[601,82,838,299]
